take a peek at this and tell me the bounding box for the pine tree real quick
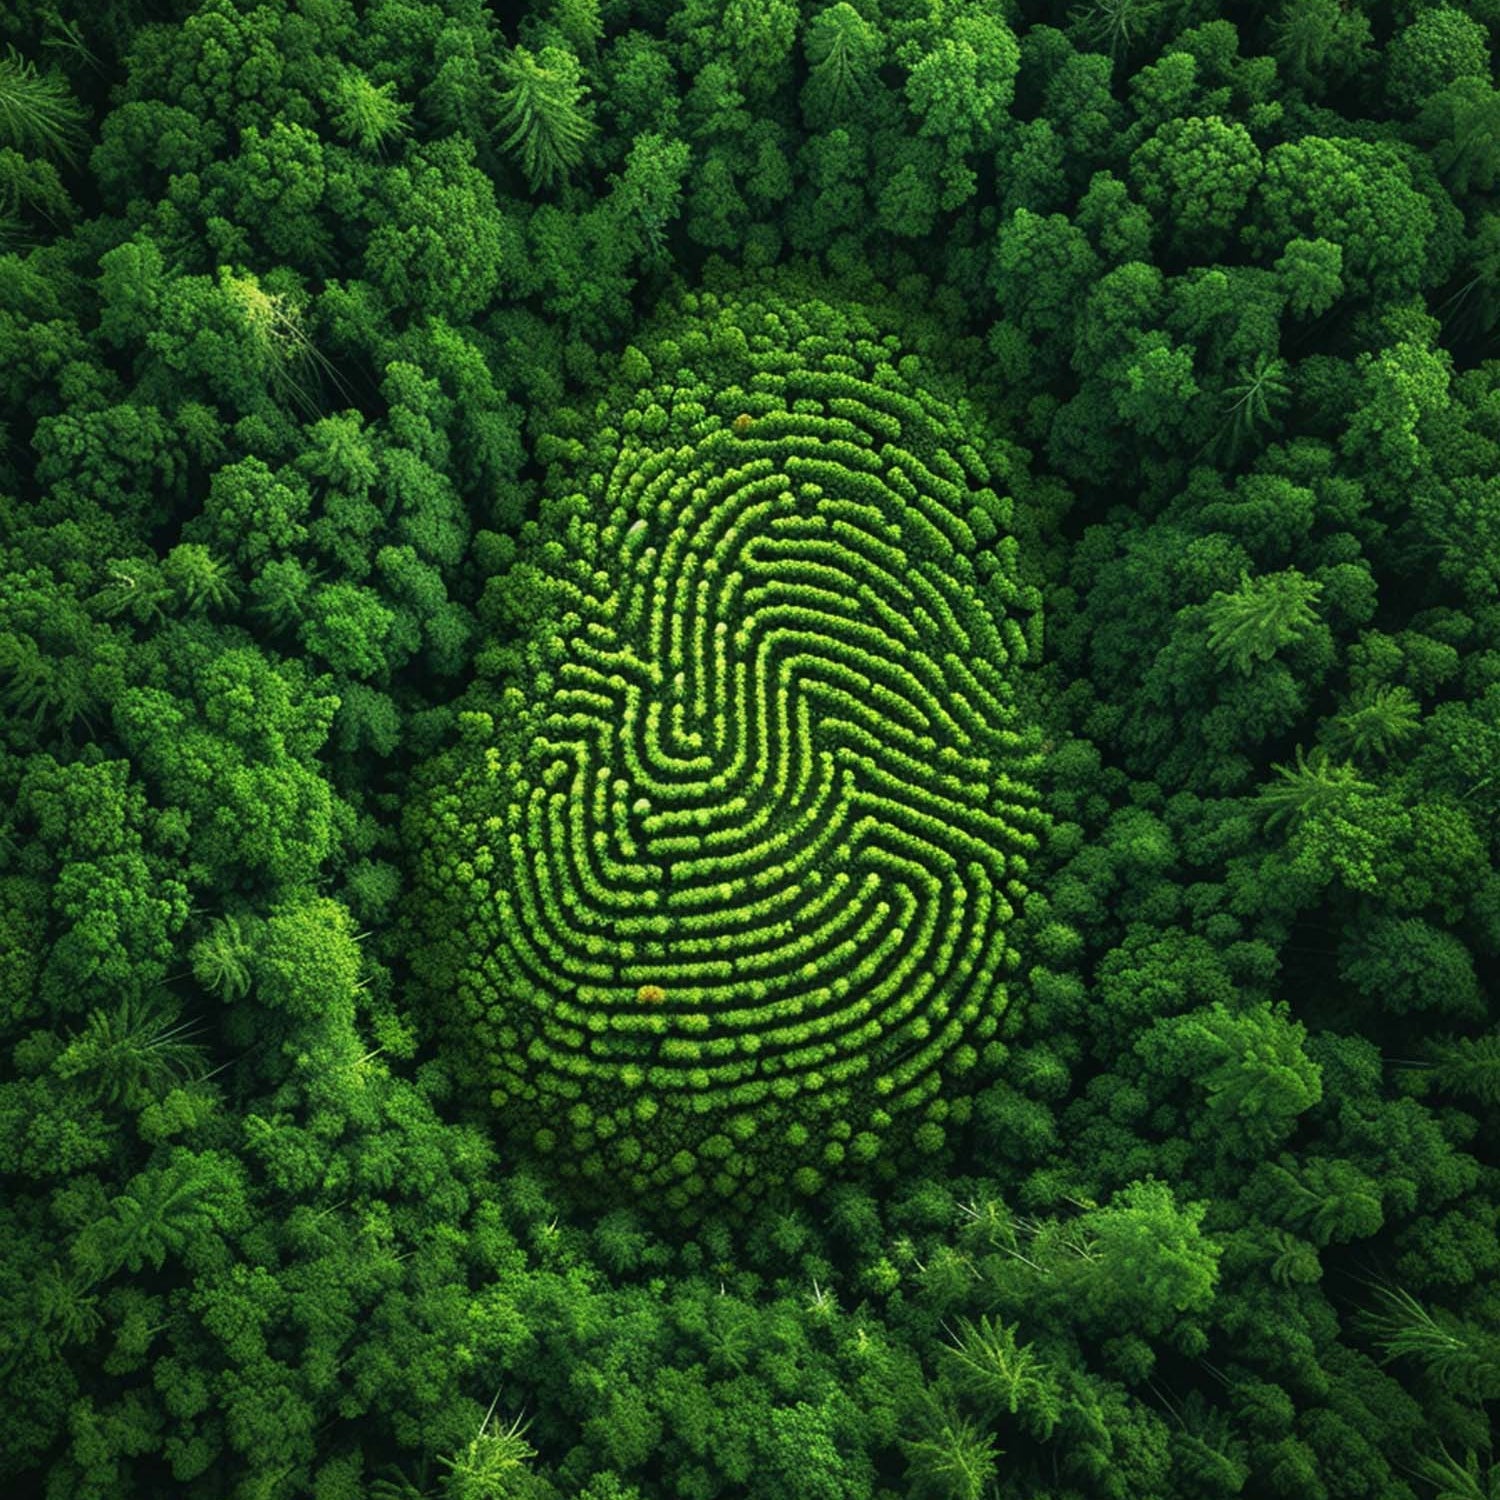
[494,45,593,192]
[1203,567,1323,675]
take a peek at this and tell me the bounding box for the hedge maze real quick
[409,276,1050,1209]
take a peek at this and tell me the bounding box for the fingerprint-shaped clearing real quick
[407,276,1049,1212]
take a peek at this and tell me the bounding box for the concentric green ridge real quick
[406,271,1049,1210]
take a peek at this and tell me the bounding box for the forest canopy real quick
[1,1,1498,1498]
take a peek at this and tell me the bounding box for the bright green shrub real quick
[406,270,1050,1211]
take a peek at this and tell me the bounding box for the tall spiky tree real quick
[900,1394,1002,1500]
[1255,743,1374,832]
[493,45,593,193]
[0,45,86,164]
[1203,567,1323,675]
[1421,1029,1500,1108]
[190,913,258,1003]
[1216,352,1293,462]
[1325,682,1422,763]
[329,68,411,155]
[1356,1281,1500,1400]
[51,991,206,1108]
[1066,0,1168,62]
[436,1392,536,1500]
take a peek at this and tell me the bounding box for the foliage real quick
[405,273,1051,1214]
[2,1,1498,1498]
[494,44,594,193]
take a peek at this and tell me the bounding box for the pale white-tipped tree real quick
[436,1389,537,1500]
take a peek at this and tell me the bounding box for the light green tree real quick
[0,44,86,162]
[51,991,205,1108]
[437,1391,537,1500]
[1203,567,1322,675]
[329,68,411,154]
[900,1393,1001,1500]
[1255,743,1373,832]
[495,45,594,192]
[1325,682,1421,763]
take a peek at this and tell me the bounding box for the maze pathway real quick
[410,279,1049,1210]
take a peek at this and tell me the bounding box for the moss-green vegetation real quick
[408,274,1049,1208]
[4,0,1500,1497]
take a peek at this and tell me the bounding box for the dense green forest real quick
[3,0,1500,1494]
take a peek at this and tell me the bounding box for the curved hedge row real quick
[406,272,1051,1209]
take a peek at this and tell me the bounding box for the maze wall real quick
[409,275,1050,1210]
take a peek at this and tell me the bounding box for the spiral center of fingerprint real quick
[410,277,1048,1209]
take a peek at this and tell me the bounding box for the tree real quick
[0,45,87,163]
[787,127,867,255]
[1266,0,1376,99]
[1263,1154,1388,1245]
[1416,77,1500,197]
[1275,237,1344,321]
[365,138,507,321]
[1044,48,1124,166]
[327,67,412,154]
[1075,170,1154,264]
[1130,114,1261,260]
[208,120,333,270]
[900,9,1020,208]
[1340,910,1486,1022]
[1254,743,1371,831]
[991,208,1101,338]
[1203,568,1322,676]
[607,132,690,264]
[1356,1282,1500,1400]
[900,1393,1000,1500]
[1214,352,1292,462]
[760,1398,878,1500]
[1323,682,1421,764]
[1134,999,1324,1157]
[1384,7,1491,114]
[14,754,189,1013]
[1114,331,1200,447]
[51,990,206,1108]
[670,0,800,105]
[1061,1179,1222,1339]
[494,44,594,192]
[300,580,410,679]
[801,3,884,131]
[161,543,238,615]
[543,0,604,57]
[1249,137,1443,303]
[873,138,942,238]
[1406,1443,1500,1500]
[1067,0,1168,62]
[252,896,363,1024]
[437,1392,538,1500]
[904,12,1019,171]
[72,1150,238,1281]
[938,1315,1061,1433]
[111,643,341,889]
[1420,1031,1500,1108]
[190,914,258,1002]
